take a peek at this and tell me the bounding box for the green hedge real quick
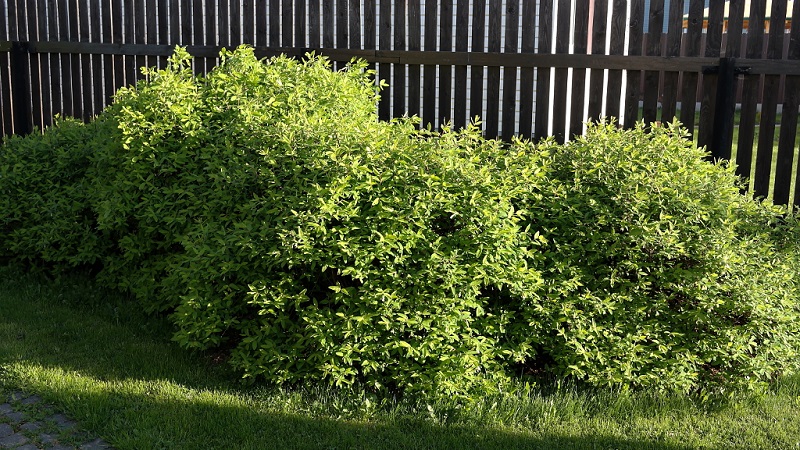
[1,46,798,399]
[88,47,548,398]
[0,116,111,270]
[519,121,800,393]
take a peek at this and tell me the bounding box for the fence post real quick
[709,57,736,161]
[10,41,32,136]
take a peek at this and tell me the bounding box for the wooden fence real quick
[2,0,800,207]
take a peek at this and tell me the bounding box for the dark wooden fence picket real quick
[568,0,588,139]
[453,0,469,129]
[736,0,767,190]
[534,0,553,140]
[695,0,724,151]
[776,0,800,206]
[586,0,607,122]
[517,0,535,138]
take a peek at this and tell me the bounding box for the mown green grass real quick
[1,266,800,449]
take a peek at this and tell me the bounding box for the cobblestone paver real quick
[0,392,113,450]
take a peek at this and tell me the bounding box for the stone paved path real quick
[0,391,113,449]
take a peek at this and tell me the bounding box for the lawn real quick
[1,266,800,450]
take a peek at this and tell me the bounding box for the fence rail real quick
[1,0,800,207]
[5,39,800,73]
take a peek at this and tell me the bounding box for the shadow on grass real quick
[0,268,717,449]
[4,374,703,450]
